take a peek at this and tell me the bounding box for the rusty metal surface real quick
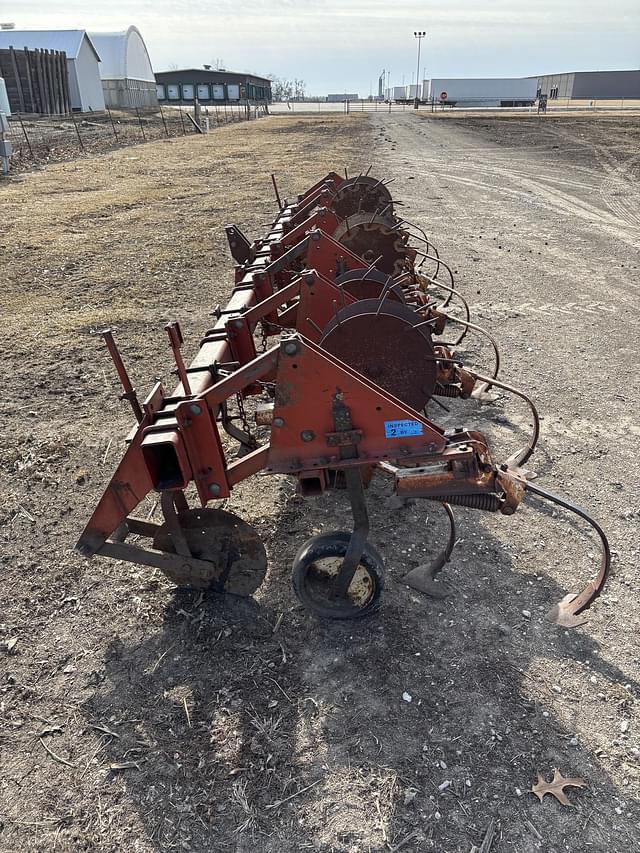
[320,298,438,410]
[330,175,394,220]
[153,508,267,594]
[335,268,405,303]
[332,213,416,276]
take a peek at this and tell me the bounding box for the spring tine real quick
[403,503,456,596]
[364,165,372,176]
[468,369,539,465]
[443,315,500,383]
[421,277,470,328]
[306,316,323,335]
[366,255,383,273]
[524,481,611,628]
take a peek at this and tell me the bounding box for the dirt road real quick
[1,113,639,852]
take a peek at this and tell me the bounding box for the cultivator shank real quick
[78,170,610,627]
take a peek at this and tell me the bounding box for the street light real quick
[413,31,426,109]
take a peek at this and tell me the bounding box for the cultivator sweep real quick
[77,170,610,627]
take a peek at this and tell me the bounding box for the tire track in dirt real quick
[531,124,640,231]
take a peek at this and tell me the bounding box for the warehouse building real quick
[155,68,271,104]
[89,27,157,108]
[0,29,104,111]
[327,93,359,102]
[536,69,640,100]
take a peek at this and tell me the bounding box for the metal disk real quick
[153,508,267,595]
[320,298,437,410]
[332,213,414,277]
[334,268,405,303]
[332,176,394,220]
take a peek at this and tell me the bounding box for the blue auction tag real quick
[384,419,423,438]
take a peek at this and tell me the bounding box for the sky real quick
[2,0,639,95]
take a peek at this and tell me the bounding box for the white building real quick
[89,27,157,108]
[0,30,104,112]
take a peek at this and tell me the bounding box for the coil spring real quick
[425,493,502,511]
[436,383,462,398]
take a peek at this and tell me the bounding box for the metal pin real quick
[375,283,394,317]
[271,173,283,210]
[365,255,383,273]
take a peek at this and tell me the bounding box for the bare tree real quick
[267,75,310,102]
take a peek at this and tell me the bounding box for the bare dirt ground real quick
[1,112,639,852]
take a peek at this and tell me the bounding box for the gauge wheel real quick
[291,531,384,619]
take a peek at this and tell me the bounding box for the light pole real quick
[413,31,426,109]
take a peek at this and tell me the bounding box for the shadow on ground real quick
[82,475,640,853]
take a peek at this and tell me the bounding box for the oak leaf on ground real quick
[531,769,587,806]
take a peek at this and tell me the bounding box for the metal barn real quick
[89,27,158,108]
[0,30,104,112]
[155,68,271,105]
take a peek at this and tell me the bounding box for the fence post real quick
[106,106,119,140]
[179,106,186,134]
[159,104,169,137]
[135,107,146,140]
[70,111,85,152]
[17,114,34,158]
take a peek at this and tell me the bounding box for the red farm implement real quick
[77,171,609,628]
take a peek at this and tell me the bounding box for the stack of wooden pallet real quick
[0,46,70,114]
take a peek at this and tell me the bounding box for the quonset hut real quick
[89,27,157,108]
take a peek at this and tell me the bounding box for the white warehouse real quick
[89,27,158,108]
[0,29,104,111]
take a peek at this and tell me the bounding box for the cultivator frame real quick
[78,169,610,628]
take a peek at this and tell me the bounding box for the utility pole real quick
[413,31,426,109]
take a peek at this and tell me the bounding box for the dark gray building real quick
[155,67,271,104]
[536,70,640,100]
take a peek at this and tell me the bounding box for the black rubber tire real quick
[291,531,384,620]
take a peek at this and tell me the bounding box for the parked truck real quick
[391,83,422,104]
[424,77,537,107]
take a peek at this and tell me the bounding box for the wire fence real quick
[269,98,640,115]
[4,103,268,172]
